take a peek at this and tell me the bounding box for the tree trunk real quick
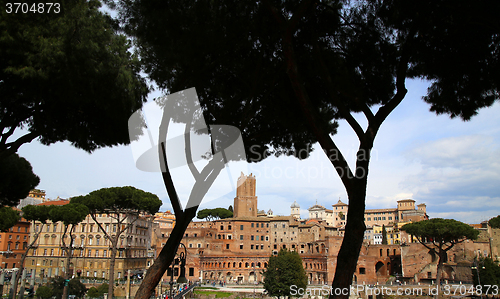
[134,207,197,299]
[62,250,72,299]
[108,244,118,298]
[435,250,446,288]
[329,178,367,299]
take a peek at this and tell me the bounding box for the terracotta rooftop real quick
[38,199,70,206]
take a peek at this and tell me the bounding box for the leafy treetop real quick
[0,0,149,159]
[22,204,54,224]
[489,216,500,229]
[196,208,233,221]
[402,218,479,247]
[0,207,20,232]
[71,186,162,216]
[263,248,307,298]
[49,203,89,227]
[0,153,39,206]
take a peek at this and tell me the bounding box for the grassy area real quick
[195,287,219,290]
[193,290,233,298]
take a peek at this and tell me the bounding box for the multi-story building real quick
[24,199,154,282]
[155,173,485,286]
[0,213,30,270]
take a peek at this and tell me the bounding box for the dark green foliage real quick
[49,277,87,299]
[0,0,149,159]
[0,153,39,206]
[489,216,500,229]
[379,1,500,120]
[70,186,162,216]
[401,218,479,244]
[0,207,20,232]
[196,208,233,221]
[263,249,307,298]
[96,283,109,296]
[472,257,500,288]
[381,225,388,245]
[22,205,54,224]
[86,287,99,298]
[228,205,233,213]
[35,285,52,299]
[49,203,89,227]
[87,284,110,299]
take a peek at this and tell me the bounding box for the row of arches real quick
[201,261,268,269]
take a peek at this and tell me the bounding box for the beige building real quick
[24,199,154,281]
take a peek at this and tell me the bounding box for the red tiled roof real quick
[38,200,70,206]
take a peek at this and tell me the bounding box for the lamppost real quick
[252,263,256,299]
[169,243,187,299]
[471,258,485,299]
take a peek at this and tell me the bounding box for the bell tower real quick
[233,173,257,218]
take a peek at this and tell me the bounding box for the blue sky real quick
[16,79,500,224]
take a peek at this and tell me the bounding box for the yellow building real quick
[25,200,154,281]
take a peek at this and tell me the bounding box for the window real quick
[240,225,244,230]
[96,250,99,257]
[226,244,229,249]
[103,250,107,257]
[81,224,86,232]
[228,225,232,230]
[251,223,254,228]
[239,245,243,249]
[240,235,243,240]
[43,249,47,256]
[251,235,254,241]
[359,267,366,274]
[189,268,194,276]
[88,250,92,257]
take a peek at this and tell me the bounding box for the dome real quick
[290,200,300,208]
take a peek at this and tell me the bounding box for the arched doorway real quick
[375,261,385,275]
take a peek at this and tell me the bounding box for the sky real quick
[15,79,500,225]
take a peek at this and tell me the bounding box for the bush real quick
[35,286,53,299]
[87,287,99,298]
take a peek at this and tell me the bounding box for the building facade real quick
[155,173,487,286]
[24,200,154,282]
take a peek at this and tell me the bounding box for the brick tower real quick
[233,173,257,218]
